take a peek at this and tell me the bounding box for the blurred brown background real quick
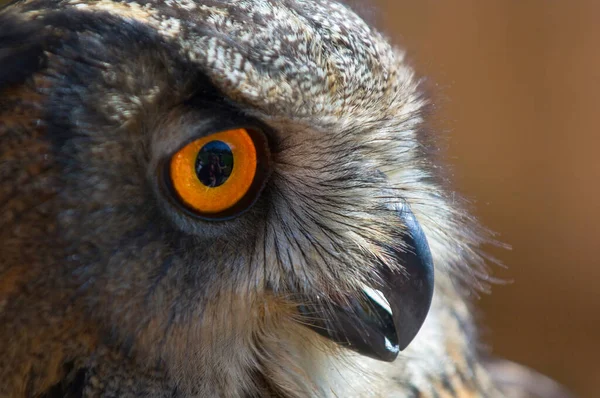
[372,1,599,397]
[1,0,597,396]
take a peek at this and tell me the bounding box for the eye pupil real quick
[195,140,234,187]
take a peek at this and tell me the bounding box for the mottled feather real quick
[0,0,570,397]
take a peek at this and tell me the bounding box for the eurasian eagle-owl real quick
[0,0,570,397]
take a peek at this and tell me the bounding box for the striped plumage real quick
[0,0,572,397]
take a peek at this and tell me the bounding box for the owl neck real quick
[127,282,499,397]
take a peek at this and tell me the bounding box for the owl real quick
[0,0,573,397]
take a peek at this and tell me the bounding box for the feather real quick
[485,359,575,398]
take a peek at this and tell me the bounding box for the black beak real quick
[298,201,435,362]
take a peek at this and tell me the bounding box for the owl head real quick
[0,0,491,396]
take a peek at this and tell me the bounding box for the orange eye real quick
[169,128,269,217]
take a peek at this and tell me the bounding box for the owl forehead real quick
[56,0,423,130]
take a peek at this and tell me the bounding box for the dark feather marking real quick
[0,13,49,91]
[39,364,86,398]
[279,187,332,263]
[269,206,288,278]
[146,254,176,302]
[409,385,422,398]
[262,201,271,289]
[280,201,310,288]
[441,374,457,396]
[271,191,310,285]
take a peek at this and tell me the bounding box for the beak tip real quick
[385,201,436,351]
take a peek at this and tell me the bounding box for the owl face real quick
[0,0,460,393]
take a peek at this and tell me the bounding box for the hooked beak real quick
[298,201,435,362]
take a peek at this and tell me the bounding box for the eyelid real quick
[170,121,278,156]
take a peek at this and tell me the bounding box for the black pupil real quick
[195,141,234,187]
